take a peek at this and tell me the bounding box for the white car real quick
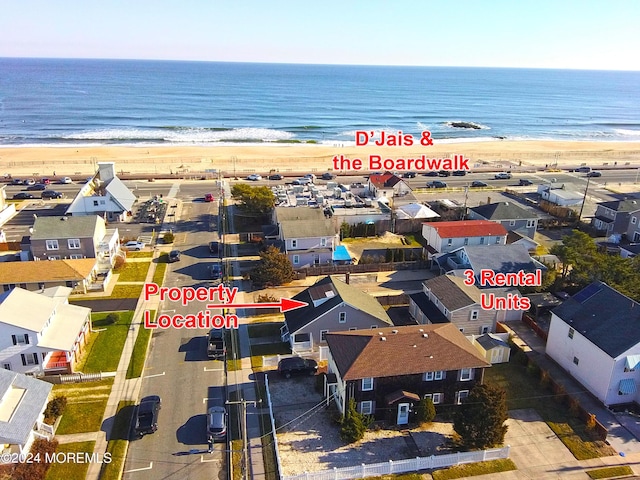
[123,241,145,251]
[247,174,262,181]
[60,177,73,184]
[494,172,512,180]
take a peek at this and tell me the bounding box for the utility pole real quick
[578,174,592,221]
[461,186,469,220]
[227,398,258,480]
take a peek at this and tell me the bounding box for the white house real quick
[0,287,91,375]
[546,282,640,407]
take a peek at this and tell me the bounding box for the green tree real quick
[340,398,369,443]
[415,397,436,424]
[453,384,509,449]
[231,184,276,215]
[550,229,598,285]
[250,245,294,286]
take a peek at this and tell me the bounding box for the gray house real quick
[274,207,339,268]
[591,199,640,236]
[469,201,539,239]
[281,276,393,353]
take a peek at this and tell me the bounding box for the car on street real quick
[60,177,73,184]
[320,172,335,180]
[23,179,36,186]
[207,406,228,442]
[494,172,512,180]
[210,264,222,281]
[168,250,181,262]
[438,170,451,177]
[40,178,51,185]
[277,356,318,378]
[292,177,312,185]
[268,174,283,180]
[12,192,34,200]
[426,180,447,188]
[452,170,467,176]
[587,171,602,177]
[10,178,22,185]
[123,241,145,251]
[470,181,488,188]
[424,171,439,176]
[204,193,214,202]
[247,174,262,181]
[207,328,225,358]
[26,183,47,191]
[574,166,591,173]
[134,395,161,437]
[41,190,64,199]
[402,171,417,178]
[518,179,533,186]
[209,241,220,255]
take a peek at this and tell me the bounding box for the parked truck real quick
[207,329,226,359]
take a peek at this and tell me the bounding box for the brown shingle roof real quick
[326,324,490,381]
[0,259,96,284]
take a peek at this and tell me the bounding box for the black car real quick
[320,172,335,180]
[438,170,451,177]
[209,241,220,255]
[471,181,488,188]
[13,192,34,199]
[168,250,181,262]
[210,264,222,281]
[402,171,417,178]
[426,180,447,188]
[452,170,467,176]
[268,174,283,180]
[587,171,602,177]
[10,178,22,185]
[518,179,533,186]
[41,190,63,199]
[277,356,318,378]
[26,183,47,191]
[424,171,439,176]
[134,395,161,437]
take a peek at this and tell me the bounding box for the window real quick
[527,220,536,228]
[568,327,575,339]
[371,325,378,329]
[320,330,328,341]
[495,236,501,244]
[11,334,29,345]
[2,363,10,371]
[67,238,81,249]
[69,254,83,259]
[425,393,442,404]
[320,238,327,247]
[45,240,59,250]
[442,307,448,316]
[93,200,99,206]
[481,325,490,334]
[339,312,346,323]
[573,356,579,366]
[292,255,300,265]
[509,220,516,226]
[100,200,106,205]
[460,368,473,381]
[361,377,374,391]
[464,237,469,245]
[21,353,39,366]
[291,239,298,248]
[349,327,357,331]
[456,390,470,404]
[479,237,485,245]
[424,371,444,381]
[360,401,373,415]
[447,238,453,247]
[633,217,637,225]
[470,310,479,320]
[48,255,61,260]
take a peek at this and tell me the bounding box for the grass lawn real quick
[432,459,517,480]
[77,311,134,373]
[45,441,95,480]
[51,379,113,435]
[100,400,135,480]
[587,465,634,479]
[247,322,283,339]
[485,361,616,459]
[125,251,153,259]
[152,261,167,285]
[368,475,425,480]
[109,284,143,298]
[126,310,155,379]
[115,261,151,282]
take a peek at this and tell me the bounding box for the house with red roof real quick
[366,172,412,200]
[421,220,508,262]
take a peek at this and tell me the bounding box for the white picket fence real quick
[281,445,510,480]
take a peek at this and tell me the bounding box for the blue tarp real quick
[332,246,351,262]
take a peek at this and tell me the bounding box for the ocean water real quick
[1,58,640,146]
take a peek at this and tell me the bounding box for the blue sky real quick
[1,0,639,70]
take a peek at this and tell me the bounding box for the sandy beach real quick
[1,140,640,178]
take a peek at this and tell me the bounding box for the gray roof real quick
[105,176,136,211]
[284,276,392,334]
[280,219,336,239]
[471,201,538,221]
[30,215,103,240]
[552,282,640,357]
[0,369,52,446]
[423,275,482,311]
[597,199,640,213]
[408,293,449,324]
[463,244,545,275]
[477,333,509,350]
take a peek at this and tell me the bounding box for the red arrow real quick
[206,298,308,313]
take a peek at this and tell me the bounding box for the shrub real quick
[340,398,370,444]
[105,313,120,325]
[586,413,597,431]
[114,254,126,270]
[415,397,436,424]
[163,232,175,244]
[12,438,58,479]
[44,396,68,422]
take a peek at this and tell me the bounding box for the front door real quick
[397,403,410,425]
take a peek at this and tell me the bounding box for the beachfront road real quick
[123,197,227,480]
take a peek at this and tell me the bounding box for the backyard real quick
[77,311,134,373]
[51,378,114,435]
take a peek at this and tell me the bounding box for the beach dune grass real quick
[77,311,134,373]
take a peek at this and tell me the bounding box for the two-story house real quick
[281,276,393,354]
[29,215,119,274]
[546,282,640,408]
[421,220,507,264]
[367,172,412,200]
[325,324,491,425]
[66,162,137,222]
[592,199,640,236]
[409,274,523,333]
[274,207,339,267]
[468,201,539,239]
[0,287,91,375]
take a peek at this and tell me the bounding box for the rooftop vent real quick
[422,333,429,338]
[412,344,417,348]
[60,216,68,221]
[392,329,398,334]
[418,328,424,332]
[380,336,386,341]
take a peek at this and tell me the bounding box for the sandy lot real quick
[268,374,455,476]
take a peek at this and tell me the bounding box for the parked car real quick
[23,179,35,186]
[518,179,533,186]
[587,171,602,177]
[424,171,439,176]
[494,172,512,179]
[134,395,161,437]
[60,177,73,184]
[40,178,51,185]
[320,172,335,180]
[470,181,488,188]
[402,171,417,178]
[26,183,47,191]
[210,264,222,281]
[204,193,214,202]
[426,180,447,188]
[438,170,451,177]
[292,178,312,185]
[168,250,181,262]
[12,192,34,200]
[209,241,220,255]
[123,241,145,251]
[207,406,228,442]
[452,170,467,176]
[10,178,22,185]
[247,174,262,181]
[41,190,63,199]
[207,328,225,358]
[575,166,591,173]
[268,174,283,180]
[277,357,318,378]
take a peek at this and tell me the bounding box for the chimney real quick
[345,272,350,285]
